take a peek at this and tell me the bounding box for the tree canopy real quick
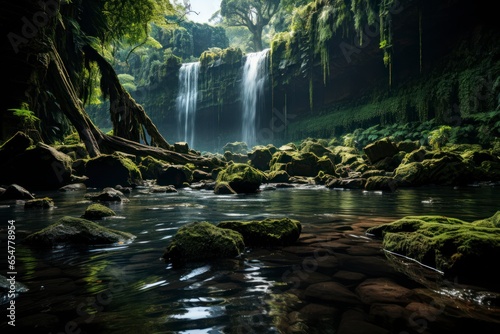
[220,0,280,51]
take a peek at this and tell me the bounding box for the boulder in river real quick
[217,218,302,247]
[162,221,245,267]
[23,216,135,247]
[366,212,500,288]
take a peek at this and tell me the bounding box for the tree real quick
[220,0,280,51]
[1,0,216,168]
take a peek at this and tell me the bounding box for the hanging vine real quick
[379,0,395,87]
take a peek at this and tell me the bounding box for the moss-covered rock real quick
[364,176,397,191]
[24,197,54,209]
[267,170,291,183]
[222,141,249,155]
[248,147,273,171]
[162,221,245,267]
[84,153,142,188]
[472,211,500,228]
[366,213,500,287]
[217,218,301,247]
[83,203,116,220]
[363,137,399,164]
[138,156,167,180]
[157,164,193,188]
[215,163,266,193]
[23,216,135,247]
[0,142,72,190]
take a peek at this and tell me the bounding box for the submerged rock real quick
[162,221,245,267]
[23,216,135,247]
[217,218,301,247]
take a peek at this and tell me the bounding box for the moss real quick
[24,197,54,209]
[162,221,245,267]
[23,216,135,247]
[83,203,116,220]
[216,163,266,185]
[200,47,243,68]
[366,214,500,287]
[217,218,301,247]
[472,211,500,228]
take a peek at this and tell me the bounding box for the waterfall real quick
[176,61,200,148]
[241,49,270,148]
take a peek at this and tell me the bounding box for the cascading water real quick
[176,61,200,148]
[241,49,270,149]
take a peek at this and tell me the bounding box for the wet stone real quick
[284,271,332,289]
[305,281,361,304]
[335,253,400,277]
[368,303,409,331]
[355,278,414,305]
[345,244,383,256]
[332,270,367,286]
[299,303,340,319]
[337,309,390,334]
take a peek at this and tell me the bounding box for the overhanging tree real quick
[2,0,216,168]
[220,0,281,51]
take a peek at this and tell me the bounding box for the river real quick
[1,184,499,333]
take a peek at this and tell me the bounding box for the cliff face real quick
[130,0,498,152]
[270,0,499,139]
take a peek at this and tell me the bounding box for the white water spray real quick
[176,62,200,147]
[241,49,269,148]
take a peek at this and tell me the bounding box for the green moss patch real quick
[162,222,245,267]
[23,216,135,247]
[83,203,116,220]
[366,212,500,287]
[217,218,302,247]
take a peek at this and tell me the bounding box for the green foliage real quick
[428,125,452,150]
[220,0,281,51]
[7,108,40,130]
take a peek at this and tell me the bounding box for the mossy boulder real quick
[157,164,193,188]
[138,156,167,180]
[217,218,301,247]
[24,197,54,209]
[0,142,72,190]
[364,176,397,191]
[300,140,332,157]
[84,153,142,188]
[222,141,248,155]
[162,221,245,267]
[215,163,266,193]
[363,137,399,164]
[23,216,135,247]
[248,147,273,171]
[366,213,500,287]
[83,203,116,220]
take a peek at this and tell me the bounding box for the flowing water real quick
[1,185,499,333]
[177,62,200,148]
[241,49,270,148]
